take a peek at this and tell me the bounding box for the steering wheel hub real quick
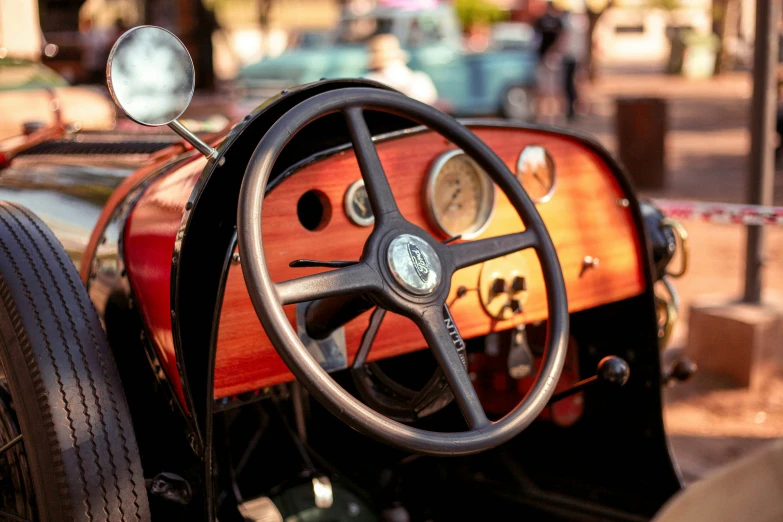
[386,234,441,295]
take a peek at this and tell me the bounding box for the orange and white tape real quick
[651,199,783,226]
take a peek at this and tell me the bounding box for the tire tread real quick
[0,202,149,522]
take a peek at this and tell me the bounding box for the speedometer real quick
[425,150,495,239]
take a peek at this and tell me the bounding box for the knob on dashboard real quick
[511,276,527,293]
[491,278,508,295]
[597,356,630,386]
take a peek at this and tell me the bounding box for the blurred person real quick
[466,22,491,53]
[534,1,563,61]
[363,34,438,106]
[560,10,587,122]
[79,17,112,84]
[533,2,564,122]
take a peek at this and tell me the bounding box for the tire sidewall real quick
[0,284,66,521]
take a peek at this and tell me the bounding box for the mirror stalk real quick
[169,120,219,160]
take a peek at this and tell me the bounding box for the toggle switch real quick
[491,277,508,295]
[511,276,527,293]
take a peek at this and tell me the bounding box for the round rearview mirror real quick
[107,26,195,126]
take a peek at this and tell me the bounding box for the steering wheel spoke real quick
[352,306,386,369]
[275,262,382,305]
[343,106,400,219]
[449,230,538,270]
[417,305,490,430]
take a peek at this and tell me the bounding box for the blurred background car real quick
[238,3,538,119]
[0,58,116,140]
[0,0,115,141]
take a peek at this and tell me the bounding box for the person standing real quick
[363,34,438,106]
[534,2,564,61]
[533,2,564,122]
[561,10,587,121]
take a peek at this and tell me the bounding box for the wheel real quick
[238,87,569,456]
[501,84,536,122]
[0,202,150,521]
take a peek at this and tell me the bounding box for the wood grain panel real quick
[215,126,645,398]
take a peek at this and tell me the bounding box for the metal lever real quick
[507,325,534,379]
[290,259,359,268]
[548,356,630,405]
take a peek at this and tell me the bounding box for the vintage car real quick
[238,4,538,120]
[0,25,743,522]
[0,57,116,141]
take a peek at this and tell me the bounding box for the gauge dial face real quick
[426,150,495,239]
[344,179,374,226]
[517,145,556,202]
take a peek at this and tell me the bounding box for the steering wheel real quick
[238,87,569,456]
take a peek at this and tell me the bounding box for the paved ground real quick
[559,69,783,484]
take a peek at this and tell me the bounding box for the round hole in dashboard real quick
[297,189,332,231]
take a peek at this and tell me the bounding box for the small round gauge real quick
[517,145,556,203]
[426,150,495,239]
[344,179,374,226]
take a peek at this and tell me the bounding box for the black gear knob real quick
[548,355,630,405]
[597,356,630,386]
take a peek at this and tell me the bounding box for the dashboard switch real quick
[478,252,529,320]
[491,278,508,295]
[511,276,527,293]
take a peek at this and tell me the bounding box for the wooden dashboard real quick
[214,126,645,399]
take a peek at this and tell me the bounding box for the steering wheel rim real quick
[238,87,569,455]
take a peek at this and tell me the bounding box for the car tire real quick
[0,201,150,521]
[501,84,536,122]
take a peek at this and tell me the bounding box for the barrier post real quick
[744,0,779,303]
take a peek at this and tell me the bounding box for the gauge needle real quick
[532,171,548,190]
[355,197,367,214]
[444,188,461,212]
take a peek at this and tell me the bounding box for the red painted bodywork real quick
[123,155,207,405]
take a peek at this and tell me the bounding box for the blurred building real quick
[0,0,44,59]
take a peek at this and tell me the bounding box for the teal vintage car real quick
[239,5,538,120]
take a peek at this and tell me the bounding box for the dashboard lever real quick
[289,259,359,268]
[508,325,534,379]
[547,356,630,405]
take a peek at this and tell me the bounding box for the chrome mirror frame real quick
[106,25,218,160]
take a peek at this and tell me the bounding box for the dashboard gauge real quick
[426,150,495,239]
[517,145,556,203]
[344,179,374,226]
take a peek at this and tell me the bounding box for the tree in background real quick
[584,0,612,81]
[455,0,508,32]
[145,0,216,90]
[712,0,739,74]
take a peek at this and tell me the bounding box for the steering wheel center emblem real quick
[387,234,441,295]
[407,243,429,282]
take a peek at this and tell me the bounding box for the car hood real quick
[239,46,369,85]
[0,86,116,140]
